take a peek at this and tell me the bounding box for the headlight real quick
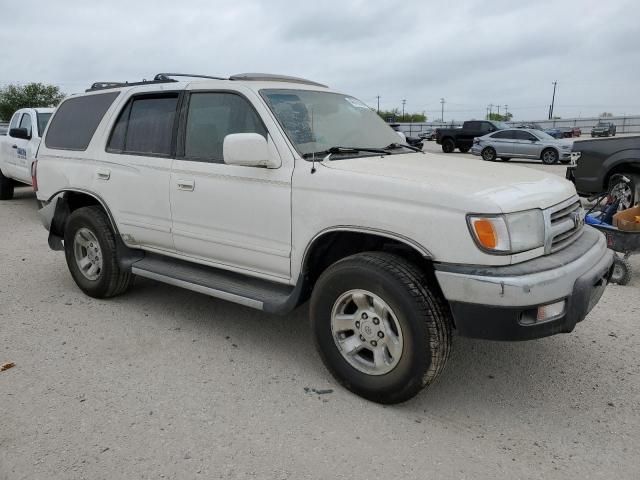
[467,209,545,254]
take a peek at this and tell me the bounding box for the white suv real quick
[36,73,613,403]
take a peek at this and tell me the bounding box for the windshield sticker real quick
[345,97,369,109]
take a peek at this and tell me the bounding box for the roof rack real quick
[86,78,177,92]
[153,73,227,82]
[229,73,327,88]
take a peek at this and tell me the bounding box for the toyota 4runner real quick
[35,73,614,403]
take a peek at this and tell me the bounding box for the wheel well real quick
[300,231,438,303]
[50,191,117,238]
[603,163,640,190]
[540,147,557,159]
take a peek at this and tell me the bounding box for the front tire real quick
[458,146,470,153]
[441,138,455,153]
[64,206,134,298]
[0,169,14,200]
[541,148,559,164]
[310,252,452,404]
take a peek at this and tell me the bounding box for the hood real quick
[322,152,576,212]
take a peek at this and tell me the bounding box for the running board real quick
[131,254,302,314]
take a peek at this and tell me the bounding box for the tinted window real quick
[479,122,495,133]
[514,130,538,141]
[491,130,513,139]
[19,113,32,136]
[108,94,179,156]
[37,112,52,137]
[45,92,119,150]
[465,121,479,130]
[184,92,266,162]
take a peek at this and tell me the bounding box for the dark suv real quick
[591,122,616,137]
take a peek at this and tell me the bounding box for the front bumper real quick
[471,145,482,156]
[434,227,613,340]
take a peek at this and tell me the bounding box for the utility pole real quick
[488,103,493,117]
[486,106,490,119]
[440,98,445,122]
[497,105,500,116]
[549,81,557,119]
[504,105,508,118]
[402,99,406,121]
[376,95,380,114]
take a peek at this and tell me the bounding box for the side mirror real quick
[9,127,31,140]
[223,133,280,168]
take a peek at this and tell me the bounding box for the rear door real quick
[488,130,515,156]
[170,89,292,280]
[97,92,179,250]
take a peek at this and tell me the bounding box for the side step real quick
[131,254,301,314]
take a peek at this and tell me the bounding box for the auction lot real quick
[2,154,640,478]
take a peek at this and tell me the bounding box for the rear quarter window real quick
[45,92,119,151]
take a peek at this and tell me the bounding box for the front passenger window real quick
[184,93,267,163]
[19,113,32,137]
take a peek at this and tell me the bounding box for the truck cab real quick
[0,107,54,199]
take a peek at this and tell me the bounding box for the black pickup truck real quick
[566,135,640,209]
[436,120,507,153]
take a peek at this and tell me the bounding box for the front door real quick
[13,112,34,183]
[1,112,23,179]
[170,91,292,280]
[513,130,542,158]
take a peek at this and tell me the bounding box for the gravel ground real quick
[1,157,639,479]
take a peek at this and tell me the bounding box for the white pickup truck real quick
[0,107,53,199]
[35,73,614,403]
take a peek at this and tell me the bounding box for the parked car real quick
[516,123,544,130]
[0,108,53,199]
[436,120,507,153]
[571,126,582,137]
[591,121,616,137]
[35,72,613,404]
[544,127,564,139]
[567,135,640,209]
[418,127,436,141]
[389,123,423,149]
[471,128,573,164]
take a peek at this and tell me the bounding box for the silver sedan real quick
[471,128,573,164]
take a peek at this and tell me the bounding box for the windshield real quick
[596,122,608,127]
[533,131,555,141]
[261,89,401,158]
[37,112,52,137]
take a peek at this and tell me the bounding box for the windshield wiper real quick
[302,146,391,160]
[384,142,425,154]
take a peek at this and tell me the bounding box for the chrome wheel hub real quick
[331,289,404,376]
[73,228,103,281]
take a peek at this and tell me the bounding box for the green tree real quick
[486,112,513,121]
[377,109,427,123]
[0,83,65,121]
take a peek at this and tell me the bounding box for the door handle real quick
[177,179,195,191]
[12,145,17,149]
[96,169,111,180]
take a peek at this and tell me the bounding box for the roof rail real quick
[86,78,177,92]
[153,73,227,81]
[229,73,328,88]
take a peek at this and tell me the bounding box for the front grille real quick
[544,197,584,253]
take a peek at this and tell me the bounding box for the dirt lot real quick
[1,153,639,479]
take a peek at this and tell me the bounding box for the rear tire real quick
[310,252,452,404]
[64,206,134,298]
[0,169,14,200]
[611,256,632,286]
[541,148,559,165]
[441,138,455,153]
[481,147,497,161]
[609,173,640,211]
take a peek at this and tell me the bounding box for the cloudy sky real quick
[1,0,639,121]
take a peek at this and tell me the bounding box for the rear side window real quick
[108,94,179,156]
[514,130,537,141]
[45,92,119,151]
[491,130,513,139]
